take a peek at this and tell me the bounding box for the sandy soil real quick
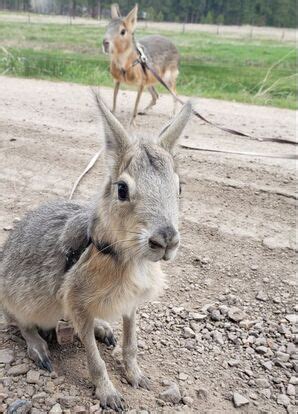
[0,76,297,413]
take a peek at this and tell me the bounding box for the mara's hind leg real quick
[167,68,179,116]
[94,319,116,347]
[112,81,120,113]
[139,86,159,115]
[20,325,53,372]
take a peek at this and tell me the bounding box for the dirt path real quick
[0,76,297,413]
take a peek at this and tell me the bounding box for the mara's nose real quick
[103,39,109,52]
[149,225,180,253]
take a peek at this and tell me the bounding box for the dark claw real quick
[100,396,125,412]
[112,401,125,412]
[110,335,117,347]
[104,337,111,346]
[103,334,117,348]
[38,356,53,372]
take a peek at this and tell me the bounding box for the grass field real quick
[0,18,296,109]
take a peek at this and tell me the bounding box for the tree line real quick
[0,0,296,28]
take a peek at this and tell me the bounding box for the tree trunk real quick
[72,0,77,18]
[98,0,101,19]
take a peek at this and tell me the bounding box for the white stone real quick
[178,372,188,381]
[287,384,296,396]
[233,392,249,407]
[159,383,181,404]
[49,403,63,414]
[277,394,290,406]
[0,349,14,364]
[286,314,298,324]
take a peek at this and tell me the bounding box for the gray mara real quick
[0,96,192,411]
[103,4,180,124]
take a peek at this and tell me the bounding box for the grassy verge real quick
[0,21,296,109]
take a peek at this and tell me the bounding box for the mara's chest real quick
[110,61,157,86]
[99,266,165,319]
[69,253,166,320]
[110,61,141,85]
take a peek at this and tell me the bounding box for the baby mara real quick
[0,96,192,411]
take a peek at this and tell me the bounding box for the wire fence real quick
[0,11,296,42]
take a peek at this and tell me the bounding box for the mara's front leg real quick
[78,318,124,411]
[123,308,150,389]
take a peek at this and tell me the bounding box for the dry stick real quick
[203,177,298,201]
[69,149,103,200]
[180,144,298,160]
[70,140,297,201]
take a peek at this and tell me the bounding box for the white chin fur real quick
[164,248,178,261]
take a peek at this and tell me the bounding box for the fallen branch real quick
[180,144,297,160]
[69,149,103,200]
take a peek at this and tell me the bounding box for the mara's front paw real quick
[27,339,53,372]
[95,381,125,412]
[94,319,116,347]
[126,364,150,390]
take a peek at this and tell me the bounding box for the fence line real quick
[0,11,296,42]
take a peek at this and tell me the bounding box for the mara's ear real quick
[123,4,138,32]
[93,92,130,162]
[159,101,192,152]
[111,3,121,19]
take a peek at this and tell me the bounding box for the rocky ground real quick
[0,77,297,413]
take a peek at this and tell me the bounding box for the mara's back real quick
[0,200,90,326]
[139,35,179,71]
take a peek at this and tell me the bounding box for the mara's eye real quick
[179,183,182,195]
[120,28,126,36]
[117,181,129,201]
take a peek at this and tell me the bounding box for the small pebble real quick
[0,349,14,365]
[178,373,188,381]
[233,392,249,407]
[256,291,268,301]
[159,383,181,404]
[8,364,30,376]
[277,393,290,406]
[228,307,246,322]
[26,370,40,384]
[49,403,63,414]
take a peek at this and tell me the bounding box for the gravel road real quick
[0,77,296,413]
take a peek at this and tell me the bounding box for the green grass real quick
[0,21,296,109]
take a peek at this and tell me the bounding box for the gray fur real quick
[138,35,179,72]
[0,97,192,410]
[0,201,91,327]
